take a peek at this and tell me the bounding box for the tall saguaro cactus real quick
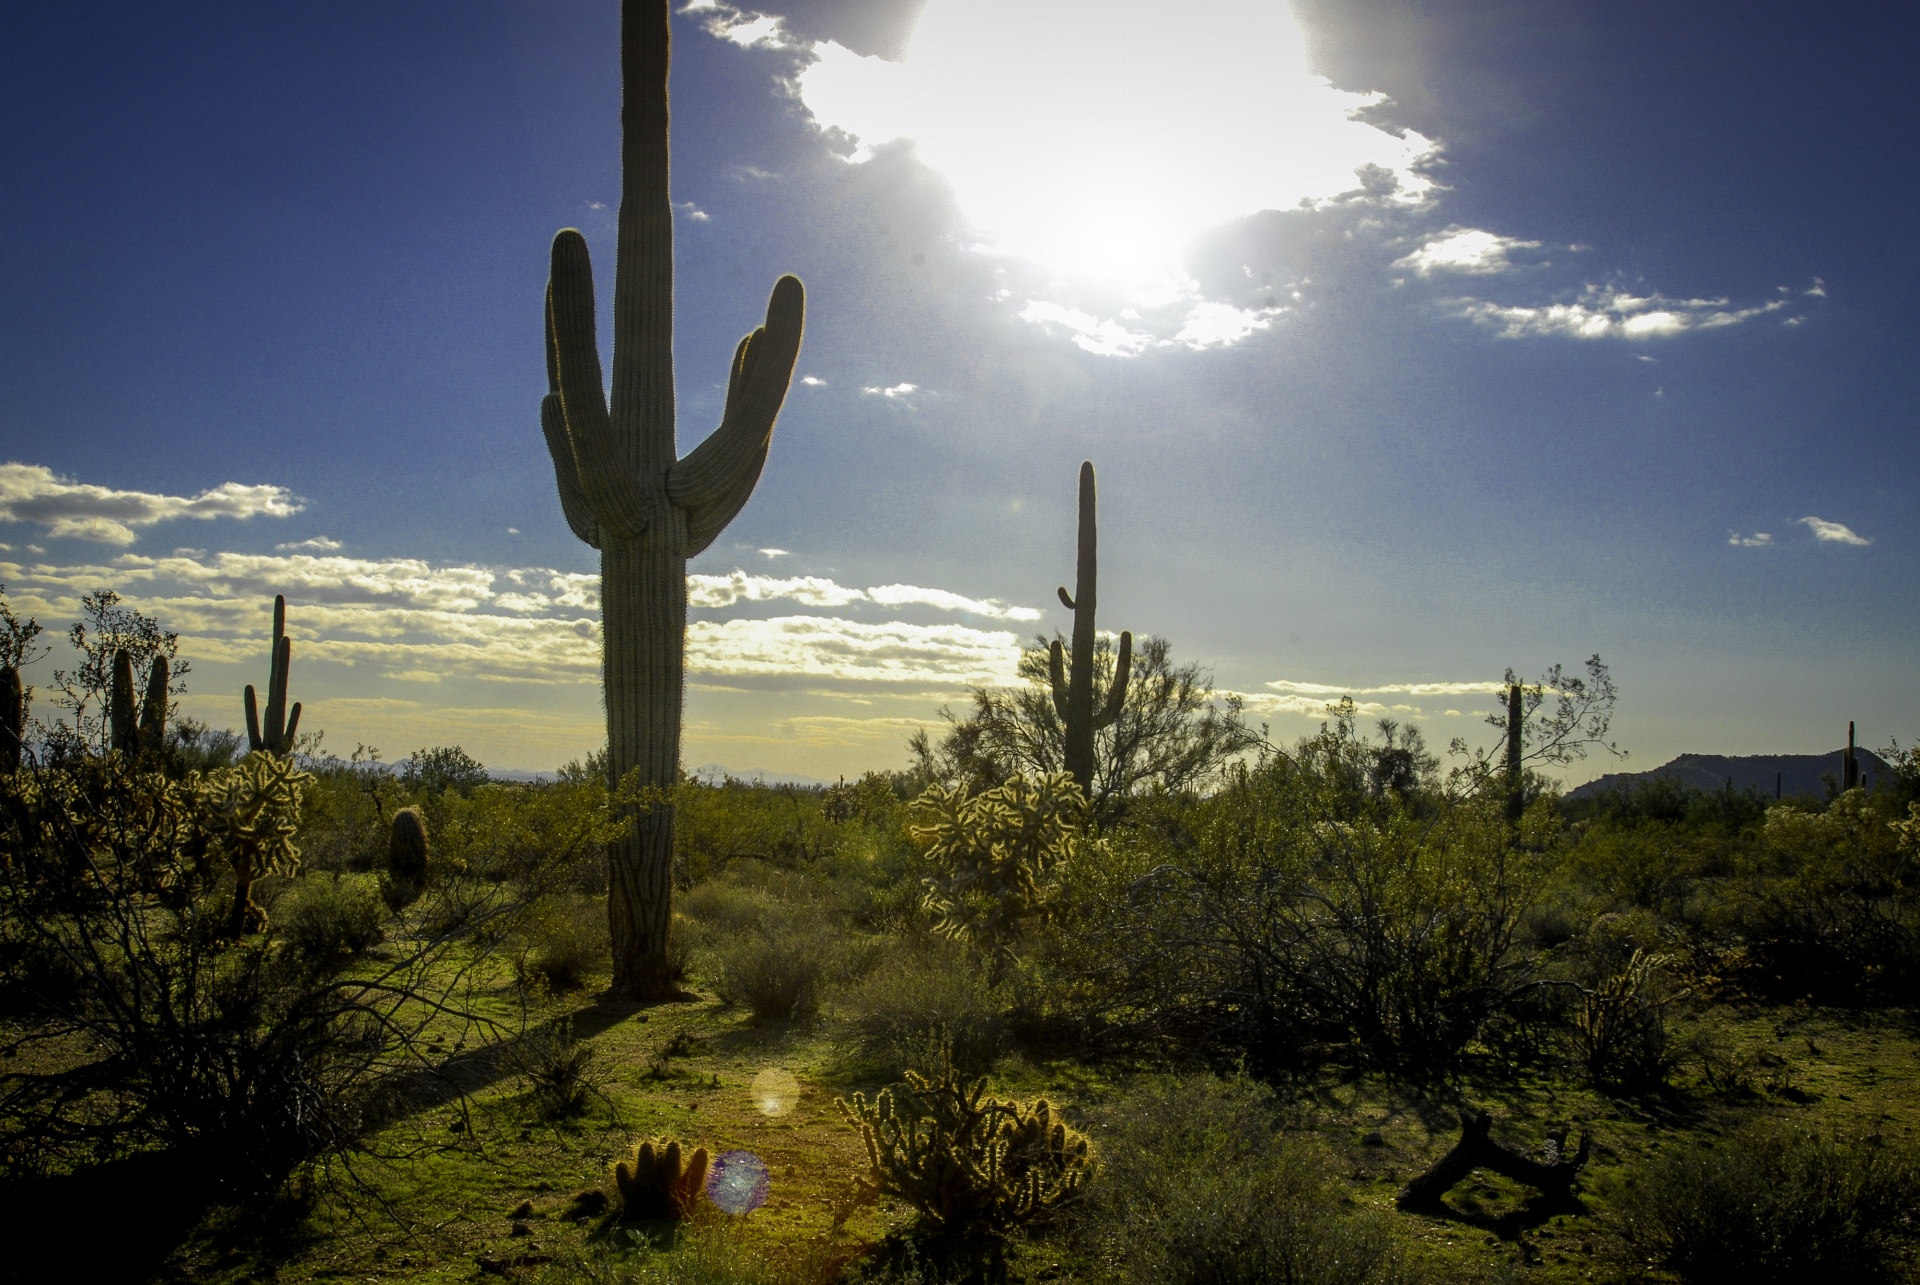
[540,0,805,998]
[108,650,168,757]
[1050,462,1131,801]
[244,595,301,756]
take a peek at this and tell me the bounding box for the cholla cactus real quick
[198,751,313,936]
[611,1136,710,1222]
[839,1064,1092,1248]
[243,596,302,756]
[1050,462,1131,799]
[386,807,429,908]
[538,0,805,999]
[911,773,1082,966]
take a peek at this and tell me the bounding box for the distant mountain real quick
[1567,750,1894,802]
[688,763,832,788]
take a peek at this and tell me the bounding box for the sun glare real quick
[798,0,1436,285]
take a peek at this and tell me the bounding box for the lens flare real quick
[705,1150,771,1215]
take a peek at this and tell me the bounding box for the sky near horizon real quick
[0,0,1914,782]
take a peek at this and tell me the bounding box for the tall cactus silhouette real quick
[539,0,805,997]
[0,666,22,772]
[1049,462,1131,801]
[1504,680,1524,822]
[108,650,168,757]
[244,595,301,756]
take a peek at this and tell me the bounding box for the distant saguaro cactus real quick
[1049,462,1131,801]
[1505,681,1524,822]
[243,595,301,756]
[0,665,22,772]
[1843,720,1860,792]
[387,807,429,908]
[538,0,805,998]
[107,649,168,757]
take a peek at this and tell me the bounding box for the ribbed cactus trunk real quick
[1504,682,1524,823]
[1050,462,1130,803]
[1843,720,1859,792]
[0,666,22,773]
[540,0,803,999]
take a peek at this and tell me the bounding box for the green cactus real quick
[107,649,168,758]
[538,0,805,997]
[243,595,301,756]
[1843,720,1860,792]
[199,750,312,937]
[839,1063,1093,1254]
[1,665,22,772]
[610,1136,710,1222]
[386,806,429,908]
[1049,461,1131,800]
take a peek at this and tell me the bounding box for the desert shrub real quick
[1081,1074,1401,1285]
[0,755,535,1192]
[841,940,1008,1079]
[1613,1118,1920,1283]
[509,1017,606,1120]
[515,895,610,993]
[674,777,843,882]
[277,872,386,961]
[1738,794,1920,1001]
[1065,716,1541,1076]
[1565,910,1685,1091]
[840,1062,1092,1266]
[711,912,837,1022]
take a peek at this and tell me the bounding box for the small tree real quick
[910,634,1257,820]
[1450,654,1624,805]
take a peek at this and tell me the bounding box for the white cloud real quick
[1728,531,1773,548]
[1798,516,1870,546]
[689,570,1040,620]
[1395,226,1541,276]
[758,547,790,558]
[689,616,1020,687]
[1454,285,1789,340]
[0,463,302,545]
[676,201,711,221]
[276,536,343,552]
[1240,677,1507,719]
[684,2,795,49]
[799,376,825,387]
[861,382,920,398]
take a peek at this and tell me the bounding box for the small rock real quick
[1361,1130,1384,1146]
[510,1220,532,1238]
[449,1118,467,1133]
[511,1200,534,1219]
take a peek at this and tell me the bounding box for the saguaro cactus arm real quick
[667,274,806,555]
[109,650,139,753]
[1092,632,1132,731]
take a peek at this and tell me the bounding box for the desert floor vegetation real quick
[6,692,1920,1285]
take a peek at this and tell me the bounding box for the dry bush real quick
[1613,1118,1920,1283]
[276,872,386,962]
[515,895,609,993]
[840,940,1007,1080]
[1081,1074,1403,1285]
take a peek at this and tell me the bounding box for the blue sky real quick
[0,0,1913,779]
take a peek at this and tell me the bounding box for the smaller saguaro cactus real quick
[0,665,23,772]
[1050,462,1131,800]
[1843,720,1860,792]
[1505,681,1524,822]
[244,595,302,755]
[387,806,430,908]
[107,650,169,757]
[611,1137,710,1222]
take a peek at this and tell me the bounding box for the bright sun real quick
[797,0,1436,284]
